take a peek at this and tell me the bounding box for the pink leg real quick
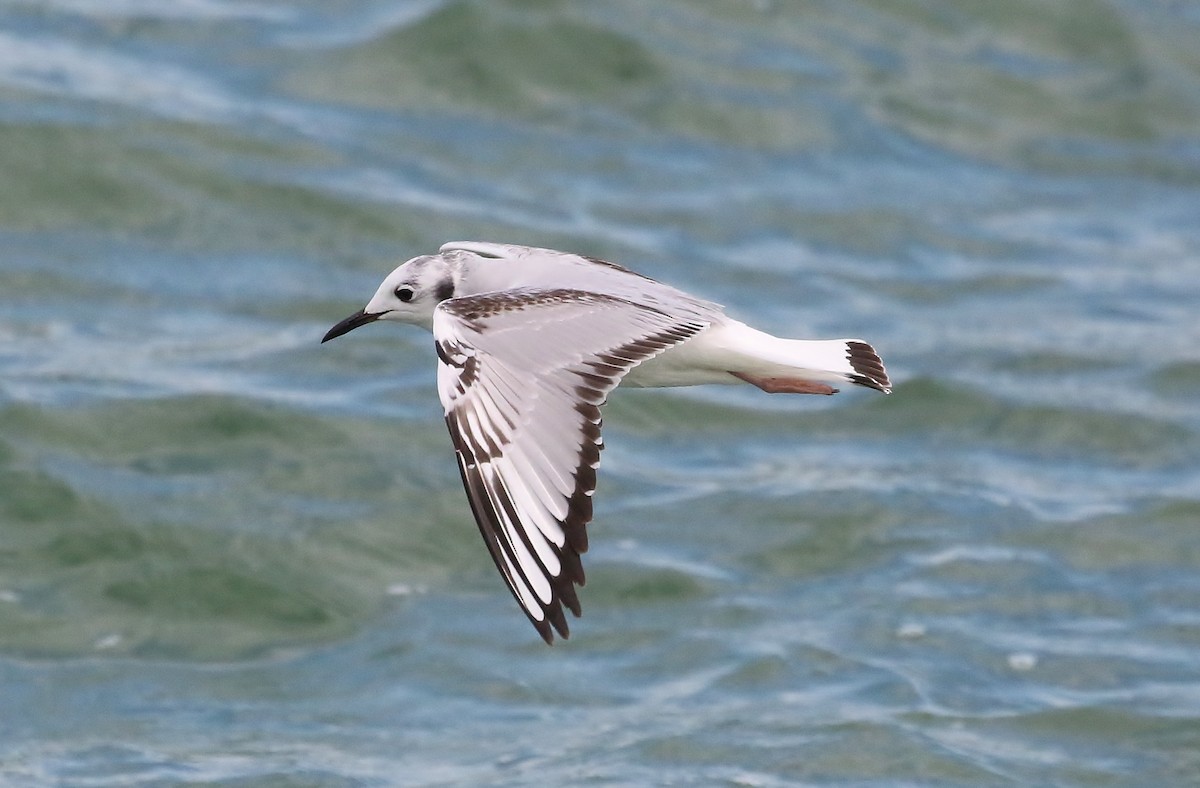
[730,371,839,395]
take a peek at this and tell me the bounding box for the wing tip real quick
[533,602,574,645]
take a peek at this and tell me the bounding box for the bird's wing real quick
[439,241,723,320]
[433,288,707,643]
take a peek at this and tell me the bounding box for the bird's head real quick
[321,253,458,342]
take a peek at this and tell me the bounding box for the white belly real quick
[620,324,743,388]
[619,320,859,390]
[622,350,738,387]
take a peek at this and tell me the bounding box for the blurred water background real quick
[2,1,1200,784]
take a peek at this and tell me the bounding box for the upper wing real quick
[439,241,723,322]
[433,288,707,643]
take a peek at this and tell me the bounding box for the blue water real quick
[2,1,1200,785]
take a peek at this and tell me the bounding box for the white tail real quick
[717,323,892,395]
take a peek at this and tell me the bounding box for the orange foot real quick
[730,371,839,395]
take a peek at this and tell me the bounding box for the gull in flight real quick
[322,242,891,643]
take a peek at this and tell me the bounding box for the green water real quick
[2,1,1200,785]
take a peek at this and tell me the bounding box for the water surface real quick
[2,1,1200,784]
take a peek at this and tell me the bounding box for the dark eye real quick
[394,286,414,302]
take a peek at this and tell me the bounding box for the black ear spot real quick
[435,278,455,302]
[395,286,414,302]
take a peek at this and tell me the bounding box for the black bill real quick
[321,309,383,343]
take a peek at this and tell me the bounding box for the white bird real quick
[322,242,890,643]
